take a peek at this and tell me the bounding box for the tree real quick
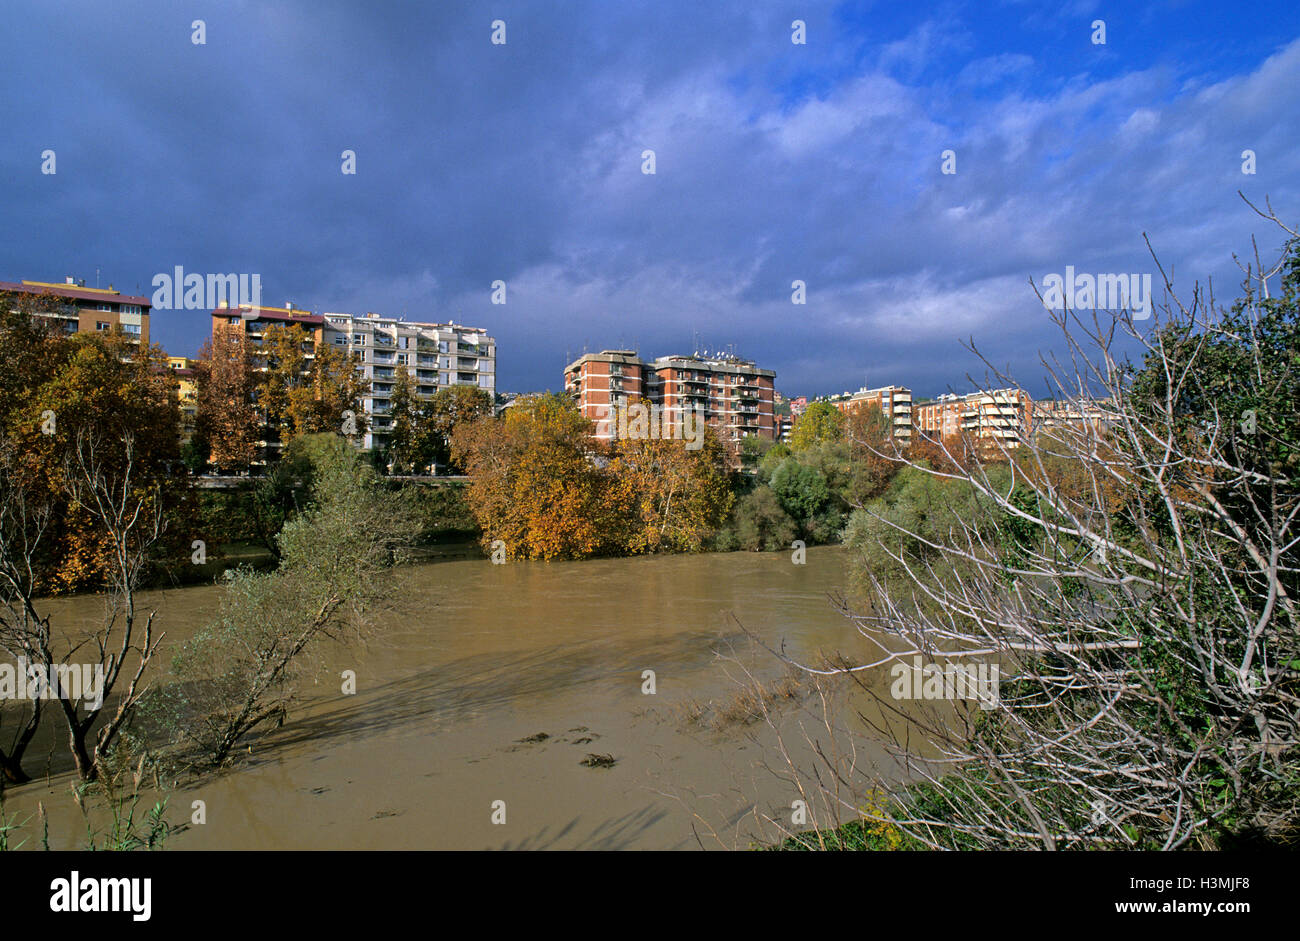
[764,204,1300,850]
[427,385,493,471]
[605,428,734,553]
[194,324,257,473]
[386,366,429,473]
[769,457,831,527]
[739,434,773,473]
[0,430,166,782]
[386,373,493,474]
[257,324,368,447]
[845,402,904,503]
[0,291,71,425]
[10,330,181,593]
[155,434,419,766]
[451,394,614,560]
[0,308,184,782]
[727,487,799,551]
[788,401,845,451]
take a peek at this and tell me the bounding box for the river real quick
[4,546,919,850]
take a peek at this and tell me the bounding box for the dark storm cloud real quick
[2,0,1298,398]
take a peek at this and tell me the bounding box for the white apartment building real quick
[321,312,496,451]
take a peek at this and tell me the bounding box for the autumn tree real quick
[10,330,182,593]
[0,291,71,424]
[844,402,905,503]
[605,427,734,553]
[427,385,493,471]
[194,323,258,473]
[451,394,614,560]
[258,324,368,447]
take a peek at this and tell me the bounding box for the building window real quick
[94,303,113,312]
[95,321,111,331]
[122,323,141,335]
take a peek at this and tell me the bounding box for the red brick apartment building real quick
[564,349,777,451]
[912,393,964,439]
[1,276,151,347]
[563,350,649,441]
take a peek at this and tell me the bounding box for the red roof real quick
[0,280,152,308]
[209,307,324,325]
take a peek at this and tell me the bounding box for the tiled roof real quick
[0,280,152,307]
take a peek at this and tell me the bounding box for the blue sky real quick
[2,0,1298,398]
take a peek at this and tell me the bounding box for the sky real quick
[2,0,1298,399]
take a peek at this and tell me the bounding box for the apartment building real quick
[912,393,964,439]
[210,304,496,455]
[961,389,1033,446]
[1033,397,1115,438]
[913,389,1034,449]
[651,354,776,446]
[563,349,777,451]
[167,356,199,445]
[563,350,649,441]
[321,312,496,451]
[209,303,325,461]
[824,385,913,442]
[1,276,150,347]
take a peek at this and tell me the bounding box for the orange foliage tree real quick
[451,394,735,560]
[258,323,368,446]
[194,323,258,472]
[604,427,733,554]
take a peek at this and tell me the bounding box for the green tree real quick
[155,434,419,766]
[789,401,845,451]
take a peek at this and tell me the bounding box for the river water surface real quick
[8,546,913,850]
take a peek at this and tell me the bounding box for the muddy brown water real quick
[4,546,925,850]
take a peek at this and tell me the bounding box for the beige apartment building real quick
[321,312,496,452]
[913,389,1034,449]
[2,276,151,347]
[1032,397,1115,438]
[825,385,914,441]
